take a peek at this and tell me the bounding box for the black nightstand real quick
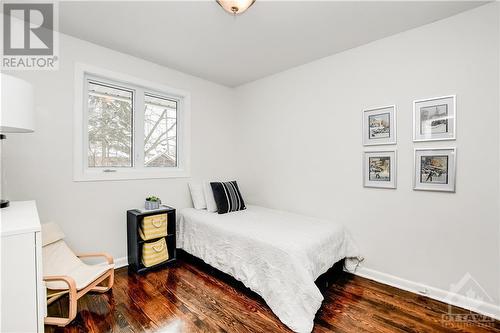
[127,206,176,273]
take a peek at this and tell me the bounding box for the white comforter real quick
[177,205,360,333]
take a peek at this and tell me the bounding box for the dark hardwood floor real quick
[46,259,500,333]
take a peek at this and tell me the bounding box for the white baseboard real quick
[352,266,500,321]
[114,256,128,268]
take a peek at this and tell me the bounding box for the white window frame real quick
[73,63,191,181]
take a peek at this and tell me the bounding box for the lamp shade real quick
[0,74,34,133]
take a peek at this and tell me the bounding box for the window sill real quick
[73,168,190,182]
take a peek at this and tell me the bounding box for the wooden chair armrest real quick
[76,252,114,264]
[43,275,77,291]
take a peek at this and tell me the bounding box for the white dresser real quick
[1,201,45,333]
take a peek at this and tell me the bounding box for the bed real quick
[177,205,360,333]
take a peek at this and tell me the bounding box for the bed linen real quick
[177,205,360,333]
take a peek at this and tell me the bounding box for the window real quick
[144,94,177,168]
[87,81,133,168]
[74,64,190,181]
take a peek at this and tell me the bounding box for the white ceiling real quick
[59,1,485,87]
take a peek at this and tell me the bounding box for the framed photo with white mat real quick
[362,105,396,146]
[414,148,456,192]
[363,150,397,189]
[413,95,456,142]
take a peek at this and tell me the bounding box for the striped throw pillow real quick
[210,181,246,214]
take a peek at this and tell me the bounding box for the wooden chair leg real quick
[44,292,78,327]
[44,276,78,327]
[108,269,114,288]
[44,269,114,327]
[90,269,114,293]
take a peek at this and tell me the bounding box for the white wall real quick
[235,3,500,308]
[3,33,238,261]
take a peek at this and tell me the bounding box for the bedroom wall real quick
[234,3,500,311]
[2,33,238,263]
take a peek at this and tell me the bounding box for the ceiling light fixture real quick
[216,0,256,15]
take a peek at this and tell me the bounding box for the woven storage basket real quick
[139,213,167,240]
[141,238,169,267]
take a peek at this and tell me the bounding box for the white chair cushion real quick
[41,222,66,246]
[43,240,114,290]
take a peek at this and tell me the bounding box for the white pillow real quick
[188,182,206,209]
[203,181,218,213]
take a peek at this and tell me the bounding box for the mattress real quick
[177,205,360,333]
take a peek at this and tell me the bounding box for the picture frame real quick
[362,105,396,146]
[413,95,456,142]
[363,150,397,189]
[414,148,456,192]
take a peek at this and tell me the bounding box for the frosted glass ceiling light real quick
[216,0,256,15]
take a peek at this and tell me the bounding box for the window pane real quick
[144,94,177,167]
[87,81,133,168]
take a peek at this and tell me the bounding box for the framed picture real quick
[414,148,456,192]
[413,95,456,142]
[363,150,397,189]
[362,105,396,146]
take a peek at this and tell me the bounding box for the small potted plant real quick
[145,196,162,210]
